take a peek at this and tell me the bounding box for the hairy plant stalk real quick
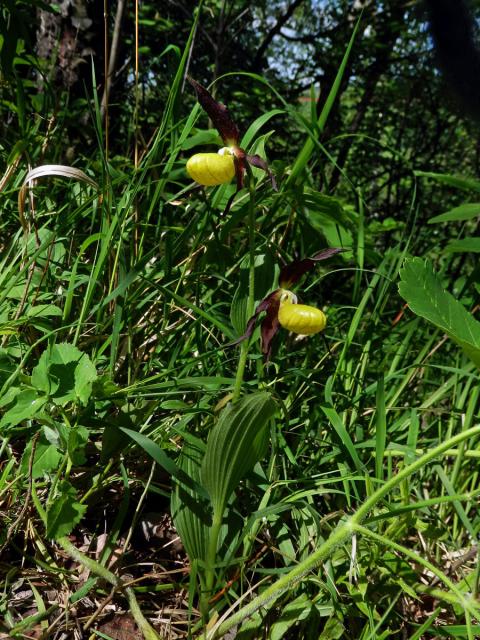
[208,424,480,638]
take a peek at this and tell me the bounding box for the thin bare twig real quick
[101,0,126,122]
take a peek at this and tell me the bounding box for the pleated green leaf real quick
[171,439,211,564]
[201,392,276,518]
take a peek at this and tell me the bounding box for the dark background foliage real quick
[2,0,480,221]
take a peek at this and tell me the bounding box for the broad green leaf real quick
[32,350,57,395]
[445,237,480,253]
[46,480,87,539]
[398,257,480,367]
[318,616,345,640]
[67,425,89,465]
[21,434,62,479]
[303,189,354,252]
[247,130,274,184]
[25,304,63,318]
[303,188,355,230]
[0,389,47,430]
[414,170,480,193]
[74,353,97,404]
[201,392,277,518]
[270,594,312,640]
[304,208,353,251]
[182,128,222,150]
[428,202,480,224]
[171,441,211,563]
[0,351,15,387]
[31,343,97,405]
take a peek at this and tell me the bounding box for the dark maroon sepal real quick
[221,153,246,216]
[227,290,280,349]
[260,297,281,360]
[233,152,246,191]
[246,154,278,191]
[279,248,346,288]
[188,77,240,146]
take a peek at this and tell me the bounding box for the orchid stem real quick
[232,166,256,403]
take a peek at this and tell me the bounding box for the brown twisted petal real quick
[246,154,278,191]
[279,248,346,288]
[228,290,282,360]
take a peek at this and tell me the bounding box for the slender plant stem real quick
[207,424,480,639]
[232,166,256,403]
[58,536,161,640]
[206,168,257,620]
[201,512,223,618]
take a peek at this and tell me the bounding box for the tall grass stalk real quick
[232,167,257,403]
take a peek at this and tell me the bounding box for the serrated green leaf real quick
[201,392,276,518]
[398,258,480,367]
[50,343,84,365]
[428,202,480,224]
[46,480,87,539]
